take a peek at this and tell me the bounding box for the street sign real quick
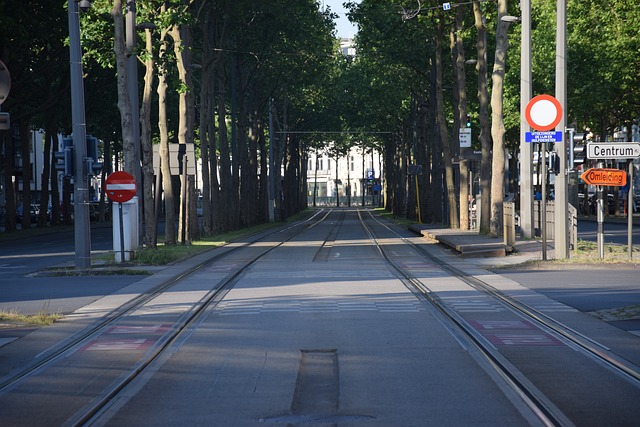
[105,171,137,203]
[0,112,9,130]
[586,142,640,160]
[580,168,627,187]
[524,94,562,131]
[0,60,10,105]
[459,128,471,148]
[525,131,562,143]
[152,143,196,176]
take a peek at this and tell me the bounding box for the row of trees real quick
[343,0,640,236]
[0,0,343,246]
[1,0,639,243]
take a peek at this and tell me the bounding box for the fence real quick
[533,201,578,250]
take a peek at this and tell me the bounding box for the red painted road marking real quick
[107,324,170,334]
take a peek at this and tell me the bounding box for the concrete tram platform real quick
[407,224,552,265]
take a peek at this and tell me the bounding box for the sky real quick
[320,0,359,38]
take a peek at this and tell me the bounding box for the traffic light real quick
[86,135,103,176]
[549,152,560,175]
[572,132,586,169]
[465,115,471,128]
[54,136,74,177]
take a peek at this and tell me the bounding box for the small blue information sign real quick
[525,131,563,143]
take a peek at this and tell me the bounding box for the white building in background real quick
[304,38,385,206]
[306,145,383,206]
[340,38,356,57]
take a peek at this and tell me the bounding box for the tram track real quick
[73,209,348,426]
[0,209,338,426]
[1,208,638,426]
[358,209,640,426]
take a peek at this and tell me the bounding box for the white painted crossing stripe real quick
[216,300,424,316]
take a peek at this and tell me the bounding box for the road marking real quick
[82,339,153,352]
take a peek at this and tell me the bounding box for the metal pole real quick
[119,202,125,262]
[541,142,547,260]
[597,186,604,259]
[597,162,604,259]
[268,99,275,221]
[554,0,569,259]
[415,175,421,223]
[181,155,187,243]
[68,0,91,269]
[520,0,534,238]
[629,162,634,259]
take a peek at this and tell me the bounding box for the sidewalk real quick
[409,213,640,264]
[408,223,550,266]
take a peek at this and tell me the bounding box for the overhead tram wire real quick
[273,131,392,134]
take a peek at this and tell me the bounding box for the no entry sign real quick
[525,94,563,131]
[106,171,137,203]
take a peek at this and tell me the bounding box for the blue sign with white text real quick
[525,131,563,143]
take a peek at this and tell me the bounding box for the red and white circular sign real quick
[105,171,137,203]
[525,94,563,131]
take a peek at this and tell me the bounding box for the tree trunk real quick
[473,0,492,234]
[489,0,511,237]
[158,23,176,245]
[141,27,156,248]
[453,8,469,230]
[200,9,214,236]
[110,0,135,176]
[19,121,31,229]
[170,21,198,243]
[435,19,459,228]
[217,61,232,232]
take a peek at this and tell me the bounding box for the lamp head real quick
[77,0,92,12]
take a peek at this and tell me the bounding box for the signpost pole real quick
[597,163,604,259]
[629,162,634,260]
[105,171,137,263]
[119,202,125,263]
[541,142,547,260]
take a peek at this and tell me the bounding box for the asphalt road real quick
[577,217,640,246]
[1,219,639,326]
[0,224,140,316]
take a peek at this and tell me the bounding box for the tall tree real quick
[489,0,510,236]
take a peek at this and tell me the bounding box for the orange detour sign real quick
[580,168,627,187]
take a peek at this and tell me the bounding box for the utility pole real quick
[554,0,569,258]
[68,0,91,269]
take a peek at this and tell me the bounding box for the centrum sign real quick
[580,168,627,187]
[587,142,640,160]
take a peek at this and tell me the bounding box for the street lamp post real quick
[520,2,533,239]
[68,0,91,269]
[502,10,533,239]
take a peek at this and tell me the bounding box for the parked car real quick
[16,203,39,223]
